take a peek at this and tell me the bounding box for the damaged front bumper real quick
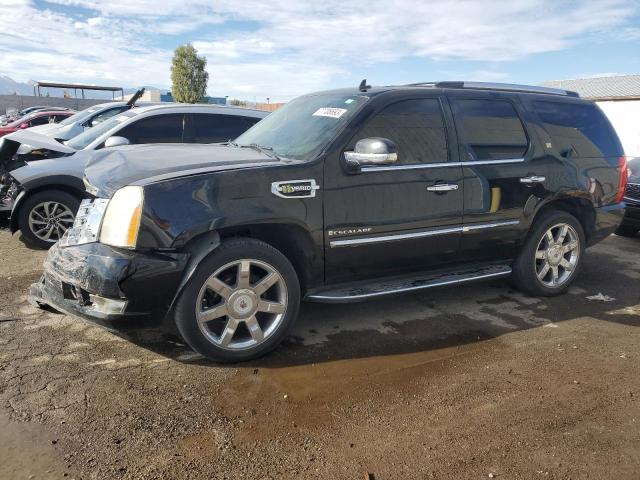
[0,174,19,212]
[29,241,189,323]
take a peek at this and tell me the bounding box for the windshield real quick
[234,93,368,159]
[66,111,136,150]
[59,106,101,126]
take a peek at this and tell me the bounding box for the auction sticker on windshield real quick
[312,107,347,119]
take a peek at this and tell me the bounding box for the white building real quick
[542,75,640,157]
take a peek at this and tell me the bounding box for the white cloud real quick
[0,0,637,101]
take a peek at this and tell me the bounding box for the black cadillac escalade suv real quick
[29,81,628,362]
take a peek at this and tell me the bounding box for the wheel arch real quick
[527,195,596,244]
[165,222,320,324]
[10,178,87,233]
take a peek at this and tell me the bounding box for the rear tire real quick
[615,224,639,237]
[174,238,300,363]
[512,210,585,297]
[17,190,80,249]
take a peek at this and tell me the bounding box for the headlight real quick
[99,186,144,249]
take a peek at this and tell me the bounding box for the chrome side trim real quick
[329,219,520,247]
[330,226,462,247]
[360,158,524,172]
[461,220,520,233]
[306,268,512,302]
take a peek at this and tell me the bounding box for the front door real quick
[324,96,464,284]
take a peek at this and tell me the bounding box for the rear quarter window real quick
[533,101,621,158]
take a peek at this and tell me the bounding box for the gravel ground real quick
[1,220,639,480]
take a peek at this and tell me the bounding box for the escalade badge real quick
[271,179,320,199]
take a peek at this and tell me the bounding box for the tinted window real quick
[117,114,185,144]
[456,99,528,160]
[533,101,620,157]
[351,99,448,165]
[191,114,257,143]
[29,115,51,126]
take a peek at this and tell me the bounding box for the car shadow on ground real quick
[0,214,41,250]
[69,237,639,369]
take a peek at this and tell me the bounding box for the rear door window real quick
[349,98,449,165]
[116,114,185,144]
[455,99,528,161]
[189,114,259,143]
[532,101,620,157]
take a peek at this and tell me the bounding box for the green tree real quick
[170,44,209,103]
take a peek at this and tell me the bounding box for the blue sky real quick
[0,0,639,101]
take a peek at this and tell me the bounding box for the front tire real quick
[17,190,80,249]
[512,210,585,297]
[174,238,301,363]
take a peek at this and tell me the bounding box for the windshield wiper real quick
[234,142,280,160]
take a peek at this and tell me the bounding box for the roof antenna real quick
[359,79,371,92]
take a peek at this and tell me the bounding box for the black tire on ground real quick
[174,238,301,363]
[615,224,639,237]
[512,209,586,297]
[17,190,80,249]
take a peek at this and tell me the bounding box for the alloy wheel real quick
[195,259,288,350]
[534,222,580,288]
[28,201,75,243]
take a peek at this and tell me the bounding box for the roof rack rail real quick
[409,81,579,97]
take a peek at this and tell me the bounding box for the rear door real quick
[448,94,547,263]
[324,95,464,283]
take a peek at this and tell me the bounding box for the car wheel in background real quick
[512,210,585,297]
[174,238,301,363]
[17,190,79,249]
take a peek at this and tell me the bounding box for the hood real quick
[28,123,61,135]
[9,149,93,187]
[84,143,282,197]
[0,130,76,171]
[3,130,76,154]
[27,122,79,141]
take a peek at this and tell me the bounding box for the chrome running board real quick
[305,265,512,303]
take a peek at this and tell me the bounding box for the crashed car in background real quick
[24,89,153,142]
[617,156,639,237]
[0,103,268,248]
[1,106,72,126]
[0,109,75,138]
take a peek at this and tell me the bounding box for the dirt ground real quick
[1,219,639,480]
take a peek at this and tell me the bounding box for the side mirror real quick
[104,136,130,148]
[344,137,398,173]
[19,123,29,129]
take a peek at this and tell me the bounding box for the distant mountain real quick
[0,75,168,99]
[0,75,34,95]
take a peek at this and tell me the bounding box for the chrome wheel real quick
[195,259,288,351]
[534,223,580,288]
[28,201,75,243]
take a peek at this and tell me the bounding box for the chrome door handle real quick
[427,184,459,192]
[520,175,546,184]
